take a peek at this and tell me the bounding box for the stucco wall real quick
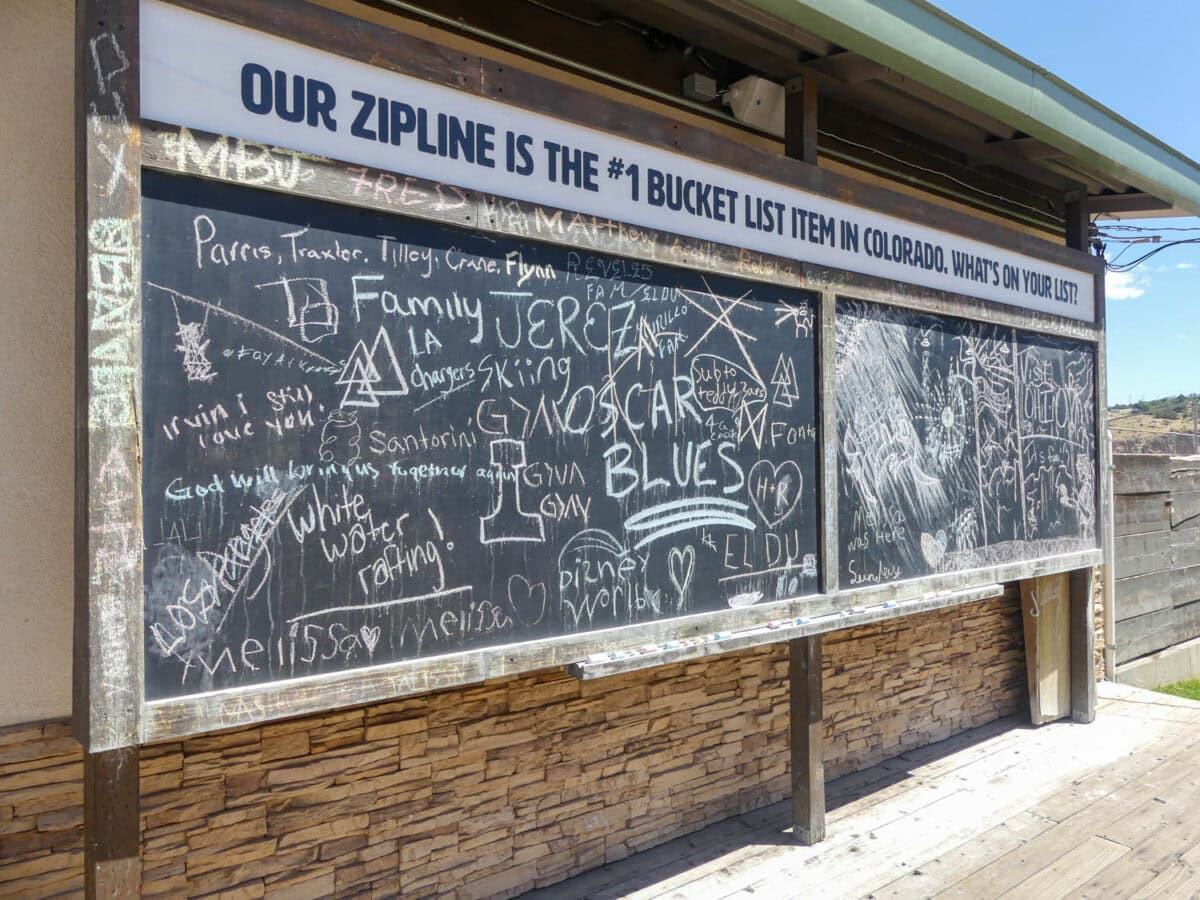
[0,2,75,726]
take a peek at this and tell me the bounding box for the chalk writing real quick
[141,172,820,699]
[836,299,1097,586]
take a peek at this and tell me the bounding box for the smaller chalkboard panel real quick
[140,172,821,701]
[836,299,1097,588]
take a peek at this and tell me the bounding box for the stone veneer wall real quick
[0,590,1023,898]
[0,721,82,896]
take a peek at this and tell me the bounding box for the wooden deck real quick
[527,683,1200,899]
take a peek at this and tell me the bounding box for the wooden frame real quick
[569,583,1005,680]
[77,0,1107,750]
[76,0,145,755]
[77,1,144,893]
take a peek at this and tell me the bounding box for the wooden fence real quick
[1113,454,1200,664]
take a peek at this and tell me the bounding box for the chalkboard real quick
[141,172,820,700]
[836,299,1097,588]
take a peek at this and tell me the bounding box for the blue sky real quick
[931,0,1200,403]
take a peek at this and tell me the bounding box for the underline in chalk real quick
[413,378,475,412]
[718,563,806,583]
[286,585,472,623]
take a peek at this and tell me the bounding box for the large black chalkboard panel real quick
[836,299,1096,588]
[141,171,820,701]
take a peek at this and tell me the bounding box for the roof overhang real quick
[739,0,1200,218]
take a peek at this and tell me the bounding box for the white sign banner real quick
[140,0,1095,322]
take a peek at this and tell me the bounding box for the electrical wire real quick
[1103,241,1144,266]
[1100,237,1200,272]
[1100,222,1200,234]
[1090,214,1200,271]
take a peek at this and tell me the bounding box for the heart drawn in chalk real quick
[920,529,949,569]
[360,625,382,655]
[507,574,547,627]
[747,460,803,527]
[668,545,696,599]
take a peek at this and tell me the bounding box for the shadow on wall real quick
[0,1,76,728]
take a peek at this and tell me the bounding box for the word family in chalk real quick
[835,299,1097,587]
[140,171,821,700]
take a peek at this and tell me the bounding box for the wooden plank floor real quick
[524,683,1200,900]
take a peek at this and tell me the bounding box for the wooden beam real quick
[1088,192,1173,215]
[790,635,825,844]
[818,98,1079,220]
[1048,158,1130,197]
[969,135,1067,165]
[1071,567,1097,723]
[1065,191,1089,252]
[84,748,140,898]
[784,75,819,165]
[653,0,836,57]
[799,50,888,84]
[1117,599,1200,665]
[877,77,1021,141]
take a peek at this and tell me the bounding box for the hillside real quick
[1110,393,1200,454]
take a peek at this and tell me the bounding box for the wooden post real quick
[1070,567,1097,723]
[75,0,143,751]
[84,748,140,898]
[77,1,143,895]
[1094,259,1114,683]
[784,76,819,165]
[1022,568,1096,726]
[1065,191,1089,252]
[783,71,825,845]
[790,635,825,844]
[1021,573,1071,725]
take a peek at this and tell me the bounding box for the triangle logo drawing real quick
[337,326,409,408]
[771,354,800,409]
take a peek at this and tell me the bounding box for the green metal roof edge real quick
[741,0,1200,216]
